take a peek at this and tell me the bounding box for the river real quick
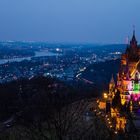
[0,51,60,65]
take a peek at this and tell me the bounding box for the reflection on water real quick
[0,57,31,65]
[0,51,60,65]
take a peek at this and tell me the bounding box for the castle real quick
[109,29,140,109]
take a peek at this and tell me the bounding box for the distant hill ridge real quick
[82,59,120,95]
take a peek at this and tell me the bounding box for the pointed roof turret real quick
[132,30,136,41]
[130,27,137,45]
[110,75,115,84]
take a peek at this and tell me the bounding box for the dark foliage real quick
[0,76,98,140]
[82,59,120,95]
[112,90,122,110]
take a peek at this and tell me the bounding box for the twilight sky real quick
[0,0,140,43]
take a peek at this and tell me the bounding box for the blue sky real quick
[0,0,140,43]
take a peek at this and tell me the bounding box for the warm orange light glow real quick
[116,117,126,132]
[99,101,106,109]
[103,93,108,99]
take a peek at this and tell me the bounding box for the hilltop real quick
[81,59,120,95]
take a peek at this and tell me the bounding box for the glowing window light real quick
[134,83,139,92]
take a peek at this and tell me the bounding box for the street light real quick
[103,93,108,99]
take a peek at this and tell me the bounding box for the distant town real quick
[0,42,124,83]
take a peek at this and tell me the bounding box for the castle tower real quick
[129,29,138,58]
[130,29,137,47]
[109,75,115,94]
[121,54,127,66]
[115,28,140,103]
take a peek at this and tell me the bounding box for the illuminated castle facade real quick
[109,30,140,106]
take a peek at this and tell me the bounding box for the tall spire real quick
[130,25,137,45]
[133,25,135,36]
[132,25,136,40]
[110,74,115,84]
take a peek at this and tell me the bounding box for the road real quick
[76,72,94,84]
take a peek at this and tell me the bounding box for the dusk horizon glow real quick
[0,0,140,43]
